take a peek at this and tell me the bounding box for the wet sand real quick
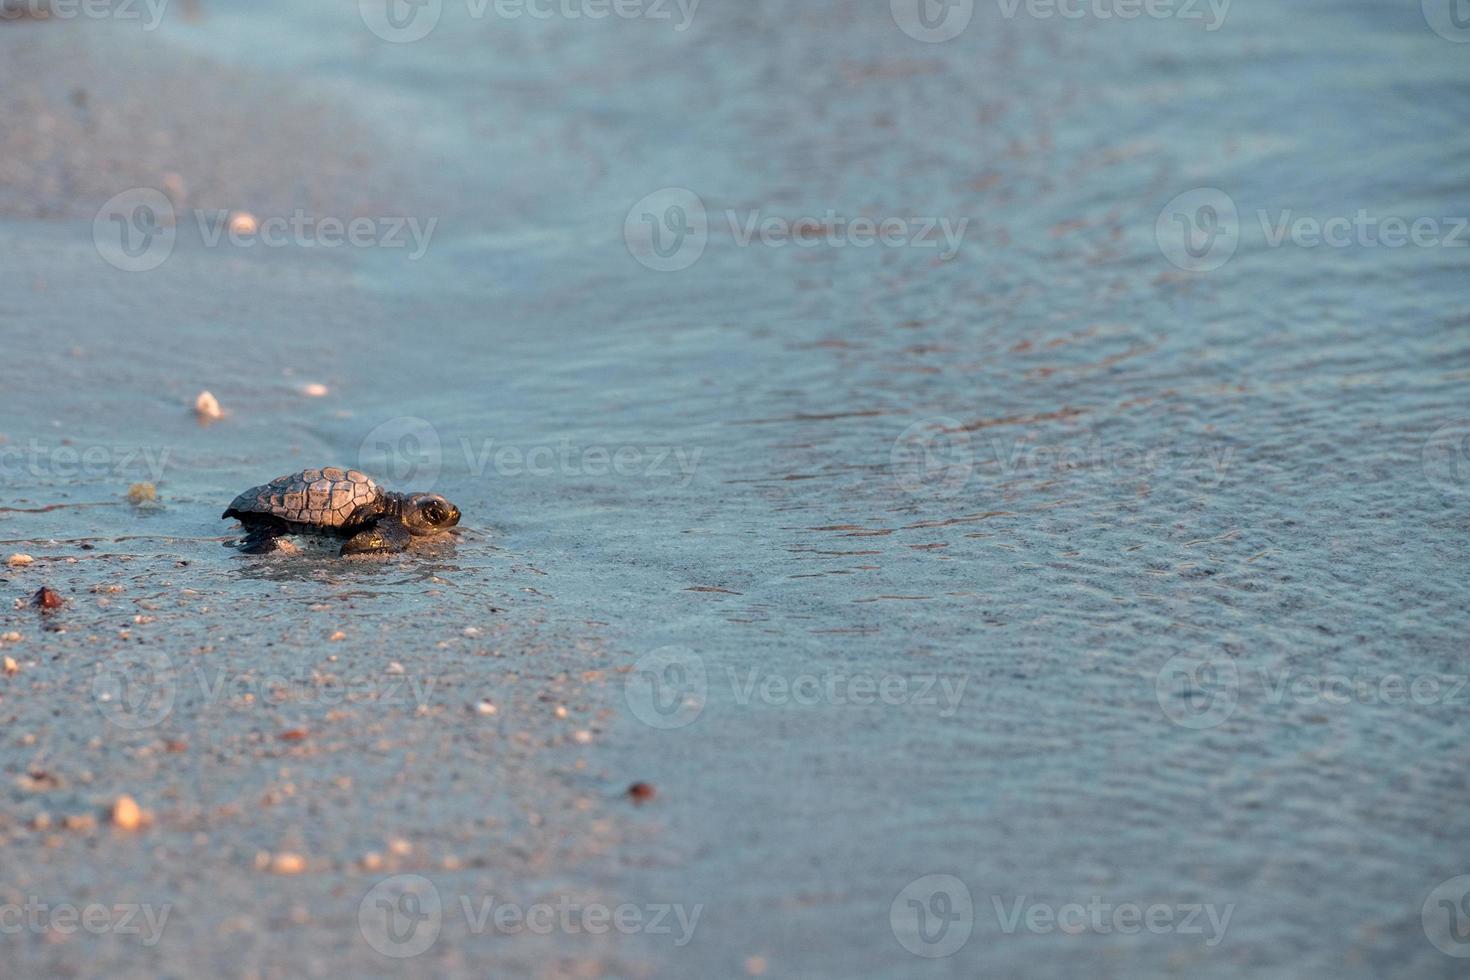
[3,2,1470,977]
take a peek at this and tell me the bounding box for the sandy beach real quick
[2,2,1469,977]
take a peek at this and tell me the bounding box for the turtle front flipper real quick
[238,526,287,554]
[341,518,413,556]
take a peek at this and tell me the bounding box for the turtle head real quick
[401,493,461,536]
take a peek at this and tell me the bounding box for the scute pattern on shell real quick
[229,468,383,528]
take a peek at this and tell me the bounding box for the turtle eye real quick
[423,503,444,524]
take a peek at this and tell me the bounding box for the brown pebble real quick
[279,728,309,742]
[627,782,656,803]
[31,587,64,611]
[7,554,34,567]
[2,657,16,676]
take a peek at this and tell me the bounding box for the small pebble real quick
[387,662,405,675]
[573,730,592,744]
[554,705,568,719]
[746,956,768,976]
[388,838,412,857]
[475,700,497,716]
[127,483,158,504]
[1,632,21,643]
[31,587,64,611]
[228,211,258,235]
[627,782,656,803]
[302,383,329,398]
[329,630,346,642]
[193,390,224,422]
[2,657,16,676]
[361,852,384,871]
[7,554,34,567]
[267,852,306,875]
[111,795,143,831]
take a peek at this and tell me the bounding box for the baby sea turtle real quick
[222,468,460,556]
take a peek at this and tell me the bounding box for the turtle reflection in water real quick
[223,468,461,556]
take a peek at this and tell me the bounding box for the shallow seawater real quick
[1,1,1468,977]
